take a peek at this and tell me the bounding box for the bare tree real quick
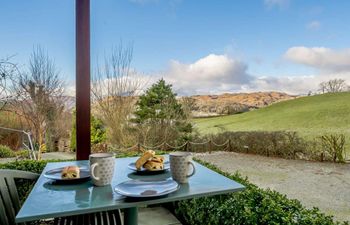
[180,96,197,118]
[92,44,143,147]
[0,57,20,109]
[4,47,65,158]
[319,78,349,93]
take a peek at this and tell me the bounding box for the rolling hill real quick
[194,92,350,145]
[185,92,296,117]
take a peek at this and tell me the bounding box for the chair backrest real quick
[0,169,39,225]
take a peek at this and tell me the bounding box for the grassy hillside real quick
[194,93,350,146]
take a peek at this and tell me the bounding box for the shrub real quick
[172,159,349,225]
[319,134,346,163]
[15,149,32,159]
[190,131,309,159]
[0,144,16,158]
[70,112,107,151]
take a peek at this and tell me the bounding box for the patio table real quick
[15,156,245,225]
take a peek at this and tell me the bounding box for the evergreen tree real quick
[134,79,192,145]
[134,79,184,123]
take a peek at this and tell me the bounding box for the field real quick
[194,92,350,154]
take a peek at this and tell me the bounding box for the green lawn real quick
[194,92,350,152]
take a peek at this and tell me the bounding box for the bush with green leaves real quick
[172,159,349,225]
[0,144,16,158]
[70,112,107,151]
[15,149,32,159]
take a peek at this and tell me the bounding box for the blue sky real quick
[1,0,350,95]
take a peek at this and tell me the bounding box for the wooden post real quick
[137,143,141,153]
[228,139,232,152]
[76,0,91,160]
[208,140,212,154]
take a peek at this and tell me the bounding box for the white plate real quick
[114,179,179,197]
[128,161,170,174]
[44,167,90,182]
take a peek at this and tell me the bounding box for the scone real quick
[143,161,164,171]
[135,150,155,170]
[61,166,80,179]
[150,155,164,163]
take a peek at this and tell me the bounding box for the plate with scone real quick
[128,150,170,174]
[44,166,90,182]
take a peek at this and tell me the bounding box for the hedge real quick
[1,159,348,225]
[190,131,346,162]
[0,144,16,158]
[172,159,349,225]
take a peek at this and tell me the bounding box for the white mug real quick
[169,152,196,183]
[89,153,115,186]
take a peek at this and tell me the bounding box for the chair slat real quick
[6,176,21,212]
[0,169,39,180]
[0,191,10,225]
[0,178,16,224]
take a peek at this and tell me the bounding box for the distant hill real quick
[185,92,297,117]
[194,92,350,145]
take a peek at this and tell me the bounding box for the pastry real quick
[135,150,155,170]
[150,155,164,163]
[143,161,164,171]
[61,166,80,179]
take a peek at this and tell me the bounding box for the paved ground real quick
[41,152,76,160]
[0,152,76,164]
[195,151,350,222]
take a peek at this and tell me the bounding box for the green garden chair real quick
[0,169,122,225]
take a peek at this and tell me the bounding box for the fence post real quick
[228,140,232,152]
[242,145,249,154]
[208,140,212,153]
[137,143,141,153]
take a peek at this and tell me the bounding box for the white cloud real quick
[162,54,253,95]
[285,46,350,72]
[306,20,321,30]
[65,50,350,97]
[264,0,290,9]
[160,53,350,95]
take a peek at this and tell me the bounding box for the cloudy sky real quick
[1,0,350,95]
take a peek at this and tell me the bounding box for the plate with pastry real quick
[128,150,169,174]
[44,166,90,182]
[114,179,179,198]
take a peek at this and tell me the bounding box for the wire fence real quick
[108,139,238,154]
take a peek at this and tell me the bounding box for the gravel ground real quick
[0,152,75,164]
[195,151,350,222]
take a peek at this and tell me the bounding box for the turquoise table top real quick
[16,156,245,223]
